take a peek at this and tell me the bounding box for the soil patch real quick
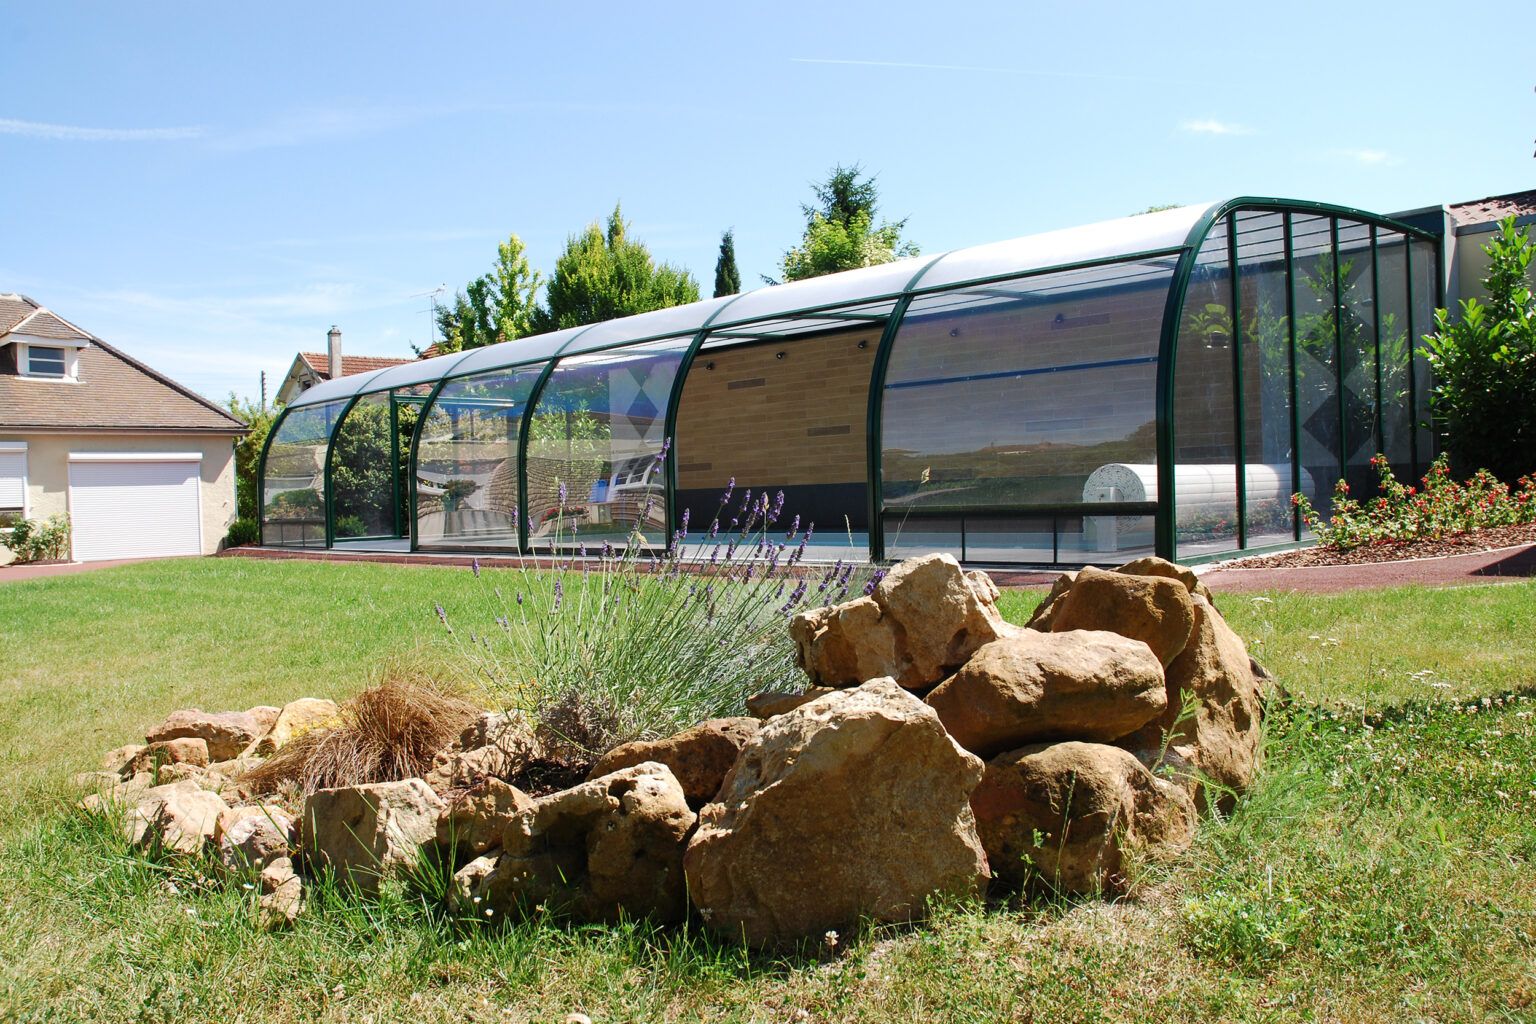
[1225,522,1536,569]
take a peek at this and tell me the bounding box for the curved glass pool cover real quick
[259,197,1440,565]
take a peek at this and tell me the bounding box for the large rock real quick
[254,698,342,755]
[1024,571,1077,630]
[924,630,1167,758]
[425,711,540,790]
[216,804,294,872]
[1118,594,1264,811]
[746,688,837,720]
[437,777,533,857]
[1114,556,1214,603]
[791,554,1016,690]
[456,762,695,923]
[971,741,1196,894]
[1046,566,1196,667]
[684,679,989,946]
[125,737,210,774]
[588,718,759,809]
[146,709,263,762]
[124,780,230,855]
[300,779,444,893]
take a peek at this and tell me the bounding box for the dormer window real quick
[27,346,67,378]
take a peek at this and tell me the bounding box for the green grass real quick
[3,560,1535,1022]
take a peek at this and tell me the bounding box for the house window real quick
[0,445,25,529]
[26,346,67,378]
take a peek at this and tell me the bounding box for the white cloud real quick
[0,117,205,142]
[1179,118,1256,136]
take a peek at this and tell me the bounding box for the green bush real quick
[333,514,367,538]
[2,514,71,563]
[224,517,259,547]
[1422,216,1536,482]
[1293,453,1536,550]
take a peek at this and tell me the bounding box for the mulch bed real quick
[1224,522,1536,569]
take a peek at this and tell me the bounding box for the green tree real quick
[1423,216,1536,481]
[532,205,700,332]
[224,393,276,521]
[713,228,741,297]
[779,164,918,283]
[431,234,542,354]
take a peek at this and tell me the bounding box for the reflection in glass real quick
[261,400,345,547]
[1291,215,1339,526]
[1376,231,1413,481]
[525,338,688,546]
[1337,221,1379,498]
[1235,211,1298,548]
[416,365,544,549]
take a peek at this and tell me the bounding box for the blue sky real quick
[2,1,1531,405]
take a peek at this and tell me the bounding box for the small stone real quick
[126,738,210,774]
[253,698,341,756]
[124,780,229,855]
[145,709,263,762]
[258,856,303,929]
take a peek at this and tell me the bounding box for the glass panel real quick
[27,346,67,377]
[1235,211,1296,548]
[445,325,592,378]
[415,364,544,549]
[525,337,689,547]
[261,400,345,547]
[1173,218,1239,557]
[915,204,1208,291]
[1376,231,1413,482]
[1337,221,1379,498]
[1410,238,1439,470]
[559,295,737,354]
[883,515,962,562]
[362,351,472,393]
[677,303,893,543]
[880,257,1174,538]
[286,366,391,408]
[1291,214,1340,527]
[330,392,397,538]
[712,260,923,329]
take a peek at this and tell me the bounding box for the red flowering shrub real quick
[1293,454,1536,550]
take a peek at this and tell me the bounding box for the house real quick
[273,325,419,406]
[1392,186,1536,309]
[0,293,247,564]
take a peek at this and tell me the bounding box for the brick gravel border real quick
[1198,542,1536,594]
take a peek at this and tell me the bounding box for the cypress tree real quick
[713,229,742,297]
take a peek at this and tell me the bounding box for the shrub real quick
[243,670,480,796]
[2,514,71,563]
[1293,453,1536,550]
[225,517,259,547]
[436,443,867,759]
[1422,216,1536,482]
[333,514,367,539]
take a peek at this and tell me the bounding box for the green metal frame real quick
[1155,197,1439,562]
[260,196,1442,567]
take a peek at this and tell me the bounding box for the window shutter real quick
[0,451,25,509]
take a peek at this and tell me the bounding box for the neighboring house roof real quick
[295,351,415,378]
[0,293,246,434]
[1448,188,1536,228]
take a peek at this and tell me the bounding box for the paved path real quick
[1199,543,1536,594]
[0,557,162,583]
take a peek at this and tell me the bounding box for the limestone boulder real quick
[246,705,282,734]
[1118,594,1264,811]
[971,741,1197,894]
[425,711,540,790]
[124,780,230,855]
[1114,556,1214,602]
[588,718,759,809]
[791,554,1016,690]
[924,630,1167,758]
[126,737,210,774]
[253,698,342,756]
[746,688,837,720]
[258,856,303,930]
[684,679,989,946]
[1024,571,1077,630]
[146,709,263,762]
[102,744,146,775]
[300,779,444,893]
[460,762,696,923]
[437,778,533,857]
[215,804,294,872]
[1047,566,1196,667]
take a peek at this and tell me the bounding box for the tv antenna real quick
[410,284,448,347]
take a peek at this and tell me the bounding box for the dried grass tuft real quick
[243,670,481,796]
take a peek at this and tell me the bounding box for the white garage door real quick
[68,456,202,561]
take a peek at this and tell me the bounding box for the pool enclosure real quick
[258,197,1440,566]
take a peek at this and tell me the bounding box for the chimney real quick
[327,325,342,380]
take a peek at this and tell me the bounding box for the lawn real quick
[2,559,1534,1022]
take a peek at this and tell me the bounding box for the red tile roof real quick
[297,352,414,380]
[1448,188,1536,227]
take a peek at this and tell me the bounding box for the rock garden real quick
[77,553,1266,947]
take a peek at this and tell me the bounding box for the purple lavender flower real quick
[516,592,524,605]
[434,603,451,632]
[680,508,690,537]
[770,490,785,523]
[558,481,567,507]
[510,506,519,528]
[786,515,800,540]
[805,521,815,541]
[722,477,735,504]
[552,579,563,613]
[708,518,720,539]
[863,569,887,596]
[579,544,587,559]
[471,558,480,578]
[602,541,613,559]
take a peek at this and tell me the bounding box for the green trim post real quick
[1284,214,1302,541]
[322,395,364,548]
[1329,219,1346,485]
[253,405,288,546]
[1369,226,1385,467]
[1404,239,1420,475]
[1227,215,1247,551]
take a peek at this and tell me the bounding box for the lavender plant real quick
[433,440,868,759]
